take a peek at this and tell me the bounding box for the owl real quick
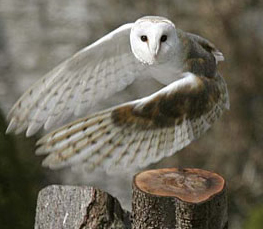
[6,16,229,172]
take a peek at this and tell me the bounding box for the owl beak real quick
[149,42,160,59]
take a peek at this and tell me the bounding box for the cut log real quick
[34,185,131,229]
[132,168,228,229]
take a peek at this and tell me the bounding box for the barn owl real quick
[6,16,229,172]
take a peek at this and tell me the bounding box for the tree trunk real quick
[132,168,228,229]
[34,185,131,229]
[35,168,227,229]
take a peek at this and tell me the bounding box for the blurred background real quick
[0,0,263,228]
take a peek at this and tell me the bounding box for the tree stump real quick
[132,168,228,229]
[34,185,131,229]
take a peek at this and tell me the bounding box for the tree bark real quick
[34,185,131,229]
[132,168,228,229]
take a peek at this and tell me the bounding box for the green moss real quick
[244,205,263,229]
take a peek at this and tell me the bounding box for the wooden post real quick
[132,168,228,229]
[34,185,131,229]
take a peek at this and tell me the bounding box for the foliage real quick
[245,205,263,229]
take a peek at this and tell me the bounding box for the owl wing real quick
[186,32,225,63]
[36,72,229,172]
[6,23,146,137]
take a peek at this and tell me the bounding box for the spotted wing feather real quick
[36,72,229,172]
[6,23,146,137]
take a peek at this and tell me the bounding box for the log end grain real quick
[134,167,225,203]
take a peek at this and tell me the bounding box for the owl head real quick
[130,16,178,65]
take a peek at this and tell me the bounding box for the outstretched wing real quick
[7,23,145,136]
[36,72,229,172]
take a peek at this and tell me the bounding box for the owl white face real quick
[130,16,178,65]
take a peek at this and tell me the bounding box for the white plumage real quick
[6,16,229,173]
[7,23,143,136]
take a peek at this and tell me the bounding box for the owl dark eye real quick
[160,35,167,42]
[140,35,148,42]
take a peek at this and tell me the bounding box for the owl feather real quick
[6,16,229,172]
[36,72,229,172]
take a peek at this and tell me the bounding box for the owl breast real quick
[148,58,184,85]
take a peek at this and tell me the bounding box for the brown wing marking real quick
[111,74,223,129]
